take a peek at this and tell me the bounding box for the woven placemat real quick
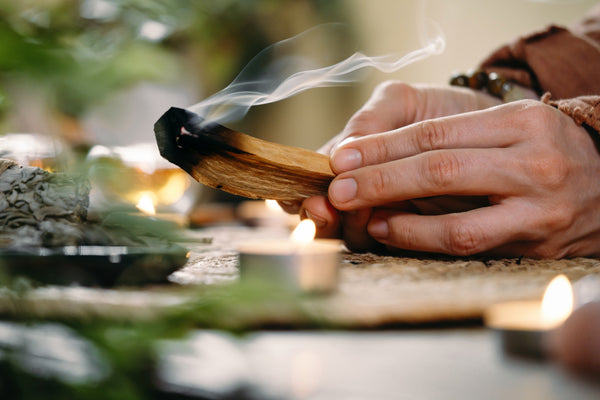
[170,226,600,326]
[2,226,599,327]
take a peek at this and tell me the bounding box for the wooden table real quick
[2,224,600,398]
[158,328,600,399]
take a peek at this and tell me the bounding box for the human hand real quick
[280,81,504,249]
[317,81,504,156]
[549,301,600,376]
[327,99,600,257]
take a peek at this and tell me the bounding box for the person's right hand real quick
[280,81,507,250]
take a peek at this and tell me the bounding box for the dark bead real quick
[449,73,469,87]
[467,70,488,89]
[487,72,505,97]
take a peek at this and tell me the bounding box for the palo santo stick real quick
[154,107,334,201]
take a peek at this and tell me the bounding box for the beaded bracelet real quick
[449,70,527,102]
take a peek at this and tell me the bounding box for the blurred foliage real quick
[0,2,349,394]
[0,281,320,399]
[0,0,346,121]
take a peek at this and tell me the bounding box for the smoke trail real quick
[189,22,445,125]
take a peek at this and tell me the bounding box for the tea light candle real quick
[238,219,342,293]
[136,193,188,227]
[484,274,574,358]
[237,199,299,229]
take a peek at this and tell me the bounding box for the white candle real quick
[485,274,574,358]
[238,220,342,292]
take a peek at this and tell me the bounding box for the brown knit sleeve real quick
[478,5,600,135]
[479,5,600,99]
[542,93,600,134]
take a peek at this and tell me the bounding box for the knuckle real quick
[540,205,574,233]
[374,81,419,113]
[424,151,464,189]
[528,244,564,259]
[525,153,569,189]
[443,220,486,256]
[527,101,558,121]
[417,119,451,152]
[375,80,413,98]
[517,101,561,137]
[346,109,381,136]
[389,221,420,249]
[365,167,391,201]
[518,99,549,115]
[371,139,391,166]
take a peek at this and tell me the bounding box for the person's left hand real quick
[326,100,600,258]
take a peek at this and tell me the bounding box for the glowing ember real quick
[541,274,574,328]
[136,193,156,215]
[291,219,316,244]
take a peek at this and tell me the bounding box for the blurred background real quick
[0,0,597,209]
[1,2,600,398]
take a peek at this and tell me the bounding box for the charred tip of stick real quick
[154,106,333,201]
[158,107,226,136]
[154,107,233,161]
[154,107,188,160]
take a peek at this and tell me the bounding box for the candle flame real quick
[265,199,283,213]
[155,172,190,204]
[541,274,573,328]
[136,193,156,215]
[291,219,316,244]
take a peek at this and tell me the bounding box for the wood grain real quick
[154,107,334,200]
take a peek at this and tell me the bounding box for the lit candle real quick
[87,143,195,219]
[236,199,299,229]
[485,274,574,358]
[238,219,342,293]
[135,193,188,227]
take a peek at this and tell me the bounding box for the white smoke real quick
[189,21,445,125]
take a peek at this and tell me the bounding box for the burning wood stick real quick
[154,107,334,201]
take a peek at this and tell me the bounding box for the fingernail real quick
[304,210,327,229]
[368,218,389,239]
[331,148,362,172]
[329,178,357,204]
[279,200,295,207]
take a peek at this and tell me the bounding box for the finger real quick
[366,204,536,256]
[299,196,341,239]
[319,82,420,156]
[329,148,520,210]
[344,82,420,134]
[317,107,401,157]
[340,208,381,252]
[278,200,302,215]
[330,105,524,173]
[409,196,488,215]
